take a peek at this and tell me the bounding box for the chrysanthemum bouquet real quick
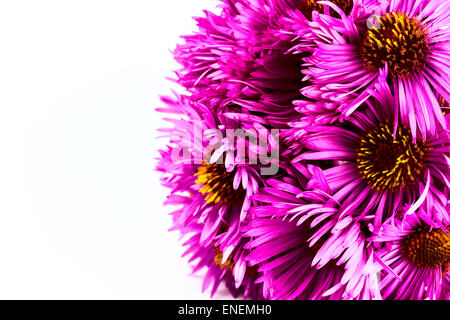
[156,0,449,300]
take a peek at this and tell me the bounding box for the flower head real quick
[289,81,449,229]
[371,211,449,300]
[173,0,314,127]
[156,0,450,300]
[300,0,450,137]
[248,165,382,299]
[244,217,349,299]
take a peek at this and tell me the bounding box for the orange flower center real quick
[356,123,430,191]
[360,12,430,78]
[300,0,353,19]
[402,228,450,269]
[195,162,245,206]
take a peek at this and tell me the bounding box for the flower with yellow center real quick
[299,1,450,138]
[402,228,450,270]
[374,215,450,300]
[361,12,430,79]
[356,122,430,192]
[195,162,246,207]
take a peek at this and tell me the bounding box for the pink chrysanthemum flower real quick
[173,0,379,127]
[173,0,314,127]
[371,211,449,300]
[287,80,450,229]
[300,0,450,137]
[156,0,450,301]
[157,94,282,296]
[248,165,382,299]
[157,95,269,240]
[244,217,350,299]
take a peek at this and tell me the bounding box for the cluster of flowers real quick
[157,0,449,300]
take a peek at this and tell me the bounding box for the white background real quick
[0,0,233,299]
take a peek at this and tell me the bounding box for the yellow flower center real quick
[214,246,234,271]
[360,12,430,78]
[195,162,245,206]
[300,0,353,19]
[356,123,430,192]
[441,98,449,115]
[402,228,450,269]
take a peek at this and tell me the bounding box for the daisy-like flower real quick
[300,0,450,137]
[371,211,449,300]
[156,0,450,301]
[156,94,275,298]
[247,165,382,299]
[289,81,450,229]
[173,0,312,127]
[244,216,349,299]
[157,94,268,244]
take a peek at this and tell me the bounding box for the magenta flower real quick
[157,94,280,297]
[157,95,268,242]
[173,0,313,127]
[289,81,449,229]
[370,211,449,300]
[244,217,349,300]
[156,0,450,300]
[300,0,450,137]
[248,165,382,299]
